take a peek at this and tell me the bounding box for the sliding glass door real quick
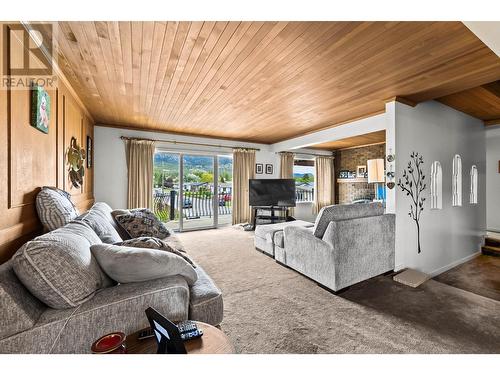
[153,151,233,232]
[181,154,216,230]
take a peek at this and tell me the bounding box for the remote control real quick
[177,320,204,341]
[137,328,154,340]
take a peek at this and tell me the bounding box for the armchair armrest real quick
[330,214,395,289]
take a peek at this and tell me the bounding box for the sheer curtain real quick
[314,156,335,214]
[125,139,155,209]
[232,148,256,225]
[280,152,295,216]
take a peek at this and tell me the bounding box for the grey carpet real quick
[178,227,500,354]
[433,255,500,301]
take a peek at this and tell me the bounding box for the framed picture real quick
[30,84,50,134]
[86,136,93,168]
[265,164,273,175]
[357,165,367,178]
[256,163,263,174]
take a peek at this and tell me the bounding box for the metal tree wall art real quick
[397,152,427,254]
[67,137,86,188]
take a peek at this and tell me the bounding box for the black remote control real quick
[177,320,203,341]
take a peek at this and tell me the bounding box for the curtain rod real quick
[120,136,260,151]
[276,151,335,157]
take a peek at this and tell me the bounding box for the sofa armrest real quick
[283,226,336,289]
[284,225,332,253]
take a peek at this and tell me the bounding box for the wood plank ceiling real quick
[311,130,386,150]
[437,81,500,125]
[51,21,500,144]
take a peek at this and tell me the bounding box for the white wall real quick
[486,126,500,232]
[94,126,280,209]
[394,101,486,275]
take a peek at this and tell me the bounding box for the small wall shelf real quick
[337,178,368,183]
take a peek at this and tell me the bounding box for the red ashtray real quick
[91,332,127,354]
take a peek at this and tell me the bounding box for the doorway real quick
[153,151,233,232]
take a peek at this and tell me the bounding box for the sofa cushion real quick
[12,221,110,309]
[114,237,195,267]
[0,261,46,340]
[313,202,384,238]
[79,202,123,243]
[114,208,171,240]
[91,244,197,285]
[0,276,190,353]
[254,220,314,242]
[35,186,79,231]
[188,266,223,326]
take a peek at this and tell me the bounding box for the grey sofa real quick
[282,203,395,292]
[254,220,314,257]
[0,202,223,354]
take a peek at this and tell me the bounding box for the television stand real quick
[251,206,293,229]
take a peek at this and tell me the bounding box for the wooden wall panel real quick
[0,23,94,263]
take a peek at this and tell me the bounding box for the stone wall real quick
[335,143,385,204]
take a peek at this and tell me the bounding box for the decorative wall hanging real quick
[470,165,478,204]
[67,137,86,188]
[87,136,93,168]
[30,84,50,134]
[265,164,273,175]
[452,154,462,207]
[398,152,426,254]
[256,163,263,174]
[430,161,442,210]
[386,149,395,189]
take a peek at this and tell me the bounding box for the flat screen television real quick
[249,179,296,207]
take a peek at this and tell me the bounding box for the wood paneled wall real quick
[0,24,94,263]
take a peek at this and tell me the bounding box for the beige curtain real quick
[280,152,295,216]
[314,156,335,214]
[125,139,155,209]
[232,148,256,225]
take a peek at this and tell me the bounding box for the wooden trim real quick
[336,141,386,151]
[0,218,40,247]
[484,118,500,126]
[384,96,417,107]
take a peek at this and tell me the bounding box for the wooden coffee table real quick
[126,321,234,354]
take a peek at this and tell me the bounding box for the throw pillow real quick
[91,244,198,285]
[114,209,171,239]
[12,221,111,309]
[114,237,196,267]
[79,202,123,243]
[35,186,80,231]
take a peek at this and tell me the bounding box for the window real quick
[452,154,462,207]
[430,161,442,210]
[470,165,478,204]
[293,159,315,202]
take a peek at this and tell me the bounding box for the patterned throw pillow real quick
[114,209,171,240]
[114,237,196,268]
[36,186,80,231]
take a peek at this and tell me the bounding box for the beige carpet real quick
[178,227,500,354]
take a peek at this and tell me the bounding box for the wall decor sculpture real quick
[67,137,86,188]
[398,152,427,254]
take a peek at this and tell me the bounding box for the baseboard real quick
[428,251,481,278]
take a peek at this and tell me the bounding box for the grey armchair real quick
[282,203,395,292]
